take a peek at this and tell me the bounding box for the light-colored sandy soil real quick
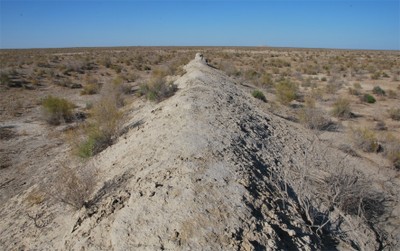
[1,53,399,250]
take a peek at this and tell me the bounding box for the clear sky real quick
[0,0,399,50]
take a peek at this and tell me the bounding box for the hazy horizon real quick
[1,0,399,50]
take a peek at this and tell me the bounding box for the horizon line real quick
[1,45,399,52]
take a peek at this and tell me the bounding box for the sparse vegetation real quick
[42,96,75,125]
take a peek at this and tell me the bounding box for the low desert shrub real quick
[388,108,400,121]
[352,127,379,152]
[220,61,239,77]
[348,87,361,96]
[361,94,376,103]
[252,90,266,102]
[372,86,385,96]
[52,164,97,209]
[383,135,400,169]
[275,80,298,105]
[42,96,74,125]
[0,72,10,86]
[331,98,352,118]
[259,72,274,87]
[298,106,333,131]
[81,82,101,95]
[139,77,177,102]
[387,90,397,99]
[325,77,344,94]
[81,75,102,95]
[371,72,381,80]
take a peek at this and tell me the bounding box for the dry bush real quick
[383,134,400,169]
[258,72,274,87]
[324,170,385,222]
[387,107,400,121]
[325,77,344,94]
[51,164,97,209]
[331,98,352,118]
[269,142,390,249]
[81,76,102,95]
[353,83,362,89]
[219,61,239,77]
[298,100,333,131]
[348,87,361,96]
[351,127,379,152]
[387,90,397,99]
[42,96,75,125]
[275,79,298,105]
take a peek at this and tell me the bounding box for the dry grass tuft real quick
[275,79,298,105]
[331,98,352,119]
[351,127,379,152]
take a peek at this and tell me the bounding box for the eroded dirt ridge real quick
[1,54,398,250]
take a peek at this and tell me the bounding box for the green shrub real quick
[361,94,376,103]
[42,96,74,125]
[388,108,400,121]
[352,128,379,152]
[331,98,351,118]
[74,96,122,158]
[275,80,298,105]
[372,86,385,96]
[139,77,177,102]
[76,125,112,158]
[252,90,266,102]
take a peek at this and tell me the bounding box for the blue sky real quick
[0,0,399,50]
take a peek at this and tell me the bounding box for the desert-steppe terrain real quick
[1,47,399,250]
